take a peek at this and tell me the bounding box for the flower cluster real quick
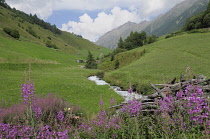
[21,82,35,104]
[78,107,121,138]
[158,84,210,133]
[57,111,65,121]
[0,123,69,138]
[21,82,42,119]
[121,99,142,117]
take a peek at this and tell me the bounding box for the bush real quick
[26,26,39,39]
[96,71,104,79]
[45,41,58,49]
[3,27,20,39]
[138,84,153,95]
[187,29,209,34]
[165,33,175,39]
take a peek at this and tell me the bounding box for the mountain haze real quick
[96,0,209,49]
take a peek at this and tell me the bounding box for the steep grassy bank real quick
[103,33,210,94]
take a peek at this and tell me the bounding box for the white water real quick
[88,76,145,102]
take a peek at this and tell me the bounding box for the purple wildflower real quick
[100,100,104,106]
[21,82,35,104]
[110,98,115,105]
[57,111,64,121]
[121,99,142,117]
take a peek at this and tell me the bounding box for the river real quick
[88,76,145,102]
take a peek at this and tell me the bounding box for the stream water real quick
[88,76,146,102]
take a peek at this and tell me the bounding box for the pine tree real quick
[118,37,124,49]
[85,51,97,69]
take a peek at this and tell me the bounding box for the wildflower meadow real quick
[0,79,209,138]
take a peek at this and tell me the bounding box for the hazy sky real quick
[5,0,185,42]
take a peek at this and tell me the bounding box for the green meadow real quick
[102,33,210,93]
[0,31,122,116]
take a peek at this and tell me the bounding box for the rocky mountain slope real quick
[96,0,209,49]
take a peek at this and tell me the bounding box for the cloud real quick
[5,0,185,41]
[6,0,185,20]
[5,0,61,19]
[61,7,142,42]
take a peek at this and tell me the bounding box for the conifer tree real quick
[85,51,97,69]
[118,37,124,49]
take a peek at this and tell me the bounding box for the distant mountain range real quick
[96,0,209,49]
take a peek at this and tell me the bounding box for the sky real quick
[5,0,185,42]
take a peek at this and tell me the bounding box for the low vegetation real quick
[3,27,20,39]
[0,77,209,138]
[45,40,58,49]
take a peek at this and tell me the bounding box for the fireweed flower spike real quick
[21,81,42,119]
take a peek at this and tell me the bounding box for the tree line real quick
[110,31,156,55]
[117,31,156,50]
[0,0,61,35]
[183,1,210,31]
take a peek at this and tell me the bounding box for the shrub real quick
[165,33,175,39]
[3,27,20,39]
[96,71,104,79]
[114,59,120,69]
[45,41,58,49]
[26,26,39,38]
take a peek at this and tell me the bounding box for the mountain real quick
[96,0,209,49]
[95,21,149,49]
[144,0,209,36]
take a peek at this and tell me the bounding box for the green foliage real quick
[95,71,104,79]
[3,27,20,39]
[187,28,209,34]
[203,13,210,27]
[26,26,39,38]
[138,84,153,95]
[165,33,175,39]
[117,37,124,49]
[45,41,58,49]
[184,12,204,30]
[147,35,157,44]
[85,51,97,69]
[0,0,9,8]
[116,31,156,52]
[110,55,114,61]
[183,1,210,31]
[114,59,120,69]
[205,1,210,14]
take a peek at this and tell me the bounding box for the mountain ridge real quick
[96,0,209,49]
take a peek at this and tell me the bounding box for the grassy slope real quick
[103,33,210,93]
[0,6,123,116]
[0,6,110,59]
